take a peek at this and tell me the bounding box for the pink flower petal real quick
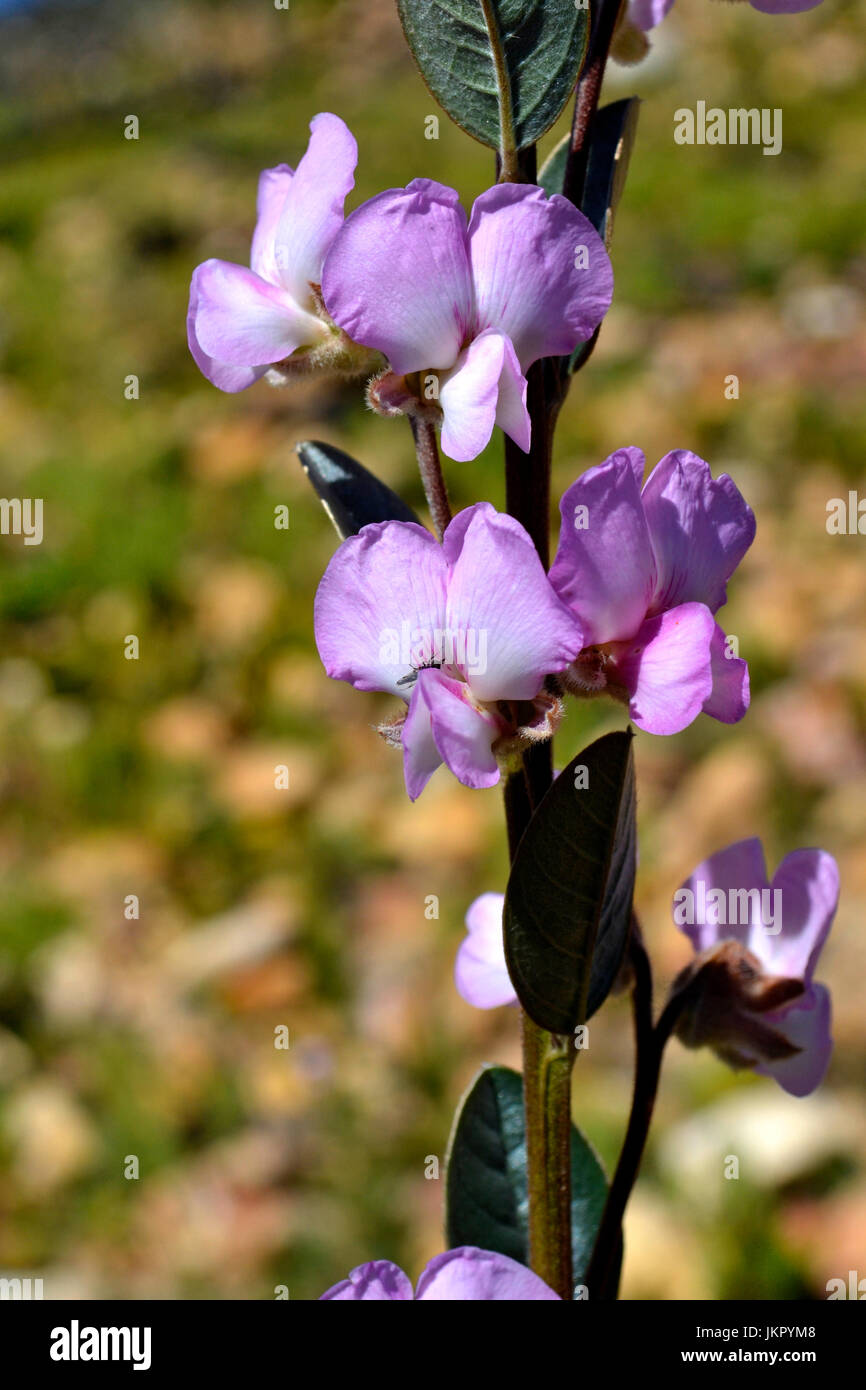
[189,259,325,368]
[757,984,833,1098]
[320,1260,414,1300]
[614,601,716,734]
[702,622,750,724]
[468,184,613,371]
[443,504,584,702]
[187,269,268,393]
[455,893,516,1009]
[402,680,444,802]
[322,179,473,375]
[273,112,357,305]
[314,521,448,697]
[750,0,822,11]
[251,164,294,286]
[550,449,656,645]
[411,666,501,792]
[628,0,675,30]
[439,331,509,463]
[763,849,839,983]
[674,837,769,956]
[641,451,756,616]
[415,1247,560,1301]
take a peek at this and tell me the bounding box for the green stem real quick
[521,1013,576,1298]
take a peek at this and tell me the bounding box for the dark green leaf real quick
[395,0,589,163]
[445,1064,607,1293]
[504,729,636,1034]
[538,131,570,198]
[295,439,420,539]
[580,97,640,250]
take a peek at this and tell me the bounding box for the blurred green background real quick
[0,0,864,1300]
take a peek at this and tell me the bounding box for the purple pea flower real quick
[321,179,613,462]
[187,113,363,392]
[672,838,838,1097]
[314,503,584,801]
[320,1246,559,1300]
[455,892,515,1009]
[628,0,821,31]
[549,447,755,736]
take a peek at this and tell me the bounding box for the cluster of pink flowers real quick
[188,64,838,1299]
[188,114,612,463]
[315,449,755,799]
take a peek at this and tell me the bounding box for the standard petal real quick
[322,179,473,375]
[468,184,613,370]
[550,449,655,646]
[320,1260,413,1300]
[443,504,584,702]
[273,113,357,303]
[250,164,294,285]
[455,892,516,1009]
[702,622,750,724]
[613,601,716,735]
[413,667,501,791]
[674,837,769,955]
[314,520,448,697]
[190,259,325,367]
[416,1247,560,1301]
[757,985,833,1098]
[761,849,839,983]
[641,451,756,615]
[439,331,506,463]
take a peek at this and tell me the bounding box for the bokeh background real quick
[0,0,864,1300]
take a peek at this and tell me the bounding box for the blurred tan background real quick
[0,0,864,1299]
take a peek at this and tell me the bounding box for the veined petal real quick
[550,449,655,646]
[190,259,325,367]
[416,1247,560,1301]
[455,892,516,1009]
[762,849,839,983]
[641,451,756,615]
[702,622,750,724]
[674,837,769,956]
[314,520,448,697]
[251,164,294,286]
[757,985,833,1098]
[413,667,501,792]
[322,179,473,375]
[273,113,357,304]
[320,1260,413,1300]
[443,503,584,702]
[468,184,613,371]
[614,601,716,735]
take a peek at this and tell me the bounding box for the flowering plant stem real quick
[410,415,452,540]
[499,3,631,1298]
[503,355,574,1299]
[584,924,686,1297]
